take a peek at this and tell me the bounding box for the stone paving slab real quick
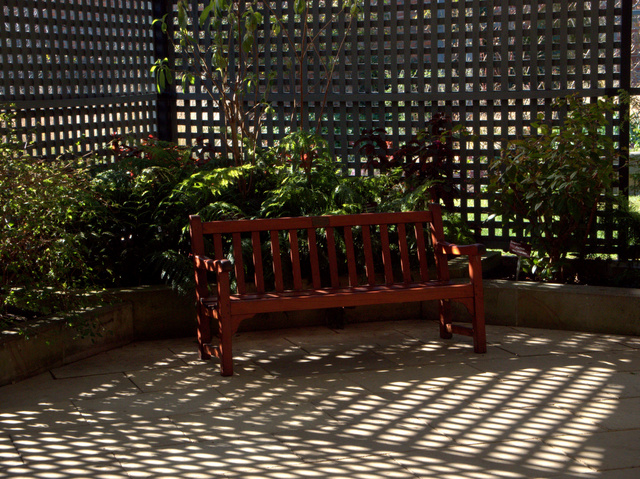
[51,341,190,379]
[1,319,640,478]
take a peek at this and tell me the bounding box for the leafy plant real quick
[612,197,640,263]
[152,0,359,169]
[85,136,204,287]
[0,108,99,327]
[628,95,640,151]
[259,131,339,217]
[487,94,622,281]
[85,133,277,291]
[354,114,463,209]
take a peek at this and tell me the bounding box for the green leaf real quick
[200,0,215,26]
[242,34,254,53]
[158,70,166,92]
[271,18,281,36]
[177,3,187,28]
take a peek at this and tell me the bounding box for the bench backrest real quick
[190,203,449,294]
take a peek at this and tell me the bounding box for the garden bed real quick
[485,254,640,288]
[483,280,640,336]
[0,286,194,386]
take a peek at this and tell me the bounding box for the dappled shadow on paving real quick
[1,320,640,478]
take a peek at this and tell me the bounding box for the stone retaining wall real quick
[2,281,640,386]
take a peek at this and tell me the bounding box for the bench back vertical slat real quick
[429,202,445,244]
[343,226,359,287]
[362,225,376,285]
[429,203,449,282]
[326,227,340,288]
[214,234,224,261]
[397,222,413,283]
[189,215,208,299]
[197,209,443,292]
[414,223,430,282]
[232,233,246,294]
[289,229,303,290]
[252,231,265,293]
[380,224,394,285]
[307,228,322,289]
[190,216,205,256]
[270,230,284,292]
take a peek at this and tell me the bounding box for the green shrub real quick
[0,109,98,325]
[2,119,476,317]
[85,137,202,289]
[487,95,621,281]
[629,95,640,151]
[354,114,465,210]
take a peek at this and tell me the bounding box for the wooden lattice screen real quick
[174,0,626,250]
[0,0,158,158]
[1,0,630,250]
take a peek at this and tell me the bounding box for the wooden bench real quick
[189,202,486,376]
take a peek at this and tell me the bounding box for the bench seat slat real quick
[225,281,474,316]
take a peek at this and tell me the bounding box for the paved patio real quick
[1,319,640,478]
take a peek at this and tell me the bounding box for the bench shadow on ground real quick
[1,319,640,478]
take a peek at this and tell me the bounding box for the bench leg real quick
[472,297,487,354]
[327,307,347,330]
[218,316,234,376]
[197,305,212,360]
[439,299,453,339]
[469,254,487,354]
[198,341,210,361]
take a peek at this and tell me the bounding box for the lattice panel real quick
[1,0,628,251]
[1,0,158,157]
[10,99,158,159]
[174,0,624,250]
[633,0,640,88]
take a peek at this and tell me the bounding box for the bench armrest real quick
[193,255,233,274]
[436,241,486,257]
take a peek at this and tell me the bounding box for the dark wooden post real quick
[153,0,177,143]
